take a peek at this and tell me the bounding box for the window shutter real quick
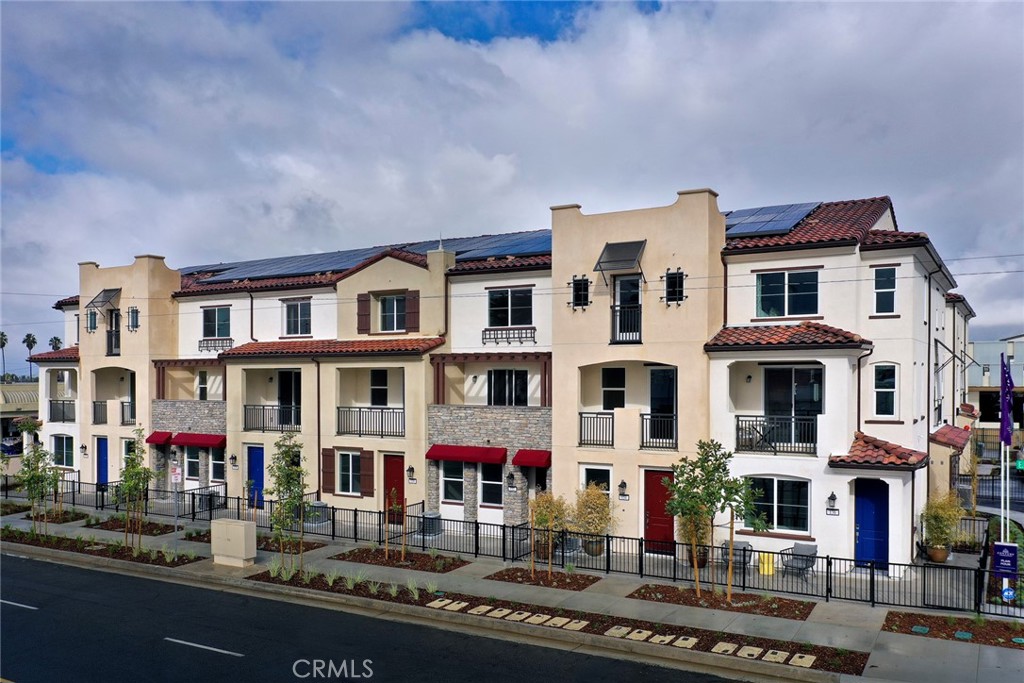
[405,290,420,332]
[356,293,371,334]
[321,448,335,494]
[360,450,375,497]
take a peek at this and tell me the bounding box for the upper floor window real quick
[756,271,818,317]
[746,476,809,533]
[127,306,140,331]
[284,299,311,336]
[874,268,896,314]
[197,370,209,401]
[203,306,231,339]
[53,435,74,468]
[379,295,406,332]
[488,369,527,406]
[488,288,532,327]
[602,367,626,410]
[873,364,897,417]
[86,309,98,333]
[370,369,389,407]
[663,270,687,304]
[570,276,590,310]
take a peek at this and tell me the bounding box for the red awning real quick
[169,433,227,449]
[425,444,507,464]
[512,449,551,467]
[145,431,173,445]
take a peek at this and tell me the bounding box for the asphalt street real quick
[0,556,729,683]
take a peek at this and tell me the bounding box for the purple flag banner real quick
[1001,353,1015,446]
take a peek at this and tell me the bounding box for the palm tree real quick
[22,333,36,380]
[0,331,7,381]
[49,336,62,351]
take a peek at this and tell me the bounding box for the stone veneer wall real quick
[427,405,551,525]
[151,400,226,491]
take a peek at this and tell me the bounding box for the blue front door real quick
[247,446,264,508]
[855,478,889,568]
[96,438,108,486]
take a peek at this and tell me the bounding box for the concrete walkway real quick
[2,509,1021,683]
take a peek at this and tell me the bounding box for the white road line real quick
[163,637,244,657]
[1,599,39,610]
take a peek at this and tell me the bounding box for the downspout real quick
[911,467,917,559]
[313,357,321,498]
[721,254,728,324]
[248,291,257,342]
[856,346,874,432]
[925,264,942,432]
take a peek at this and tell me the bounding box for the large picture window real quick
[874,364,897,417]
[602,367,626,410]
[488,288,532,327]
[874,268,896,314]
[337,451,361,494]
[203,306,231,338]
[480,463,503,506]
[756,271,818,317]
[487,369,527,406]
[441,461,464,502]
[746,477,809,532]
[284,299,311,336]
[53,435,74,468]
[379,295,406,332]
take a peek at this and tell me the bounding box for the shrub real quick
[406,579,420,601]
[922,492,965,548]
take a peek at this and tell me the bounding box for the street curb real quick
[2,544,839,683]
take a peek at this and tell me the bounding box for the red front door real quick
[383,454,405,523]
[644,469,674,554]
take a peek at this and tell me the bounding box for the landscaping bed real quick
[1,501,32,516]
[23,509,89,524]
[85,515,180,536]
[183,529,326,553]
[484,566,600,591]
[1,526,205,568]
[884,610,1024,649]
[330,547,468,573]
[628,584,815,620]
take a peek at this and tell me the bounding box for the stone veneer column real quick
[503,466,529,526]
[426,460,440,513]
[199,449,210,487]
[463,464,478,522]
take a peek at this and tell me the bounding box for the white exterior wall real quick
[248,288,337,341]
[63,306,80,347]
[176,293,250,358]
[449,272,552,353]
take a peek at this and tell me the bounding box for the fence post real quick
[825,556,831,602]
[870,561,876,607]
[741,547,748,592]
[377,510,383,545]
[559,529,566,568]
[208,494,213,522]
[354,509,359,542]
[474,521,480,558]
[235,496,241,520]
[331,507,337,540]
[606,534,612,575]
[501,524,507,563]
[974,568,984,613]
[638,538,645,578]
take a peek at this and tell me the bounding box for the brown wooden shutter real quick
[360,450,375,498]
[321,448,335,494]
[405,290,420,332]
[357,293,371,334]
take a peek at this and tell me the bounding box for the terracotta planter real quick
[582,538,605,556]
[926,546,950,563]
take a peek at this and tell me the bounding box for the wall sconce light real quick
[406,465,415,482]
[827,491,837,509]
[506,471,517,492]
[618,480,629,501]
[119,376,125,382]
[80,444,88,459]
[229,454,238,468]
[472,375,478,383]
[268,376,274,383]
[745,375,752,383]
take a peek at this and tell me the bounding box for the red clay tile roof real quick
[929,424,972,452]
[175,272,344,298]
[724,197,894,252]
[829,431,928,470]
[28,346,79,363]
[220,337,445,359]
[449,254,552,274]
[53,295,79,310]
[704,322,870,351]
[958,403,980,419]
[862,229,929,247]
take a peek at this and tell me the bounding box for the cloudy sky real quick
[2,1,1022,376]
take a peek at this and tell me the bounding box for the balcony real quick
[106,329,121,356]
[49,400,76,423]
[336,407,405,438]
[610,304,641,343]
[244,404,301,432]
[482,326,537,345]
[641,413,677,450]
[735,415,817,455]
[198,337,233,352]
[579,412,614,447]
[93,401,107,425]
[120,401,136,426]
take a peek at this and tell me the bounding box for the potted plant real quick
[678,513,711,568]
[530,492,568,560]
[571,482,617,556]
[922,491,964,563]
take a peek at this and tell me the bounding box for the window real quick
[488,288,532,327]
[664,271,686,304]
[211,450,226,482]
[441,460,464,502]
[756,271,818,317]
[127,306,140,331]
[86,309,97,333]
[602,367,626,410]
[370,369,388,407]
[185,447,200,480]
[581,466,611,493]
[337,451,361,494]
[53,435,74,467]
[198,371,208,401]
[874,365,897,417]
[874,268,896,314]
[480,463,503,506]
[75,314,80,344]
[571,276,590,309]
[487,369,527,406]
[284,299,311,336]
[203,306,231,338]
[747,477,809,532]
[379,295,406,332]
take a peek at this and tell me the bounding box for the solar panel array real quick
[724,202,820,238]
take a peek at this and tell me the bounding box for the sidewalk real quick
[2,511,1021,683]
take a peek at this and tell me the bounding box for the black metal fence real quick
[336,407,405,438]
[735,415,817,455]
[955,472,1024,505]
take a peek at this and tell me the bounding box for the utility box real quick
[211,518,257,567]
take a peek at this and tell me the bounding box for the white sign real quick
[171,465,182,484]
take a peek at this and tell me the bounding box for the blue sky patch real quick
[409,1,593,43]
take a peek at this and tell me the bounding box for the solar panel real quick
[724,202,821,239]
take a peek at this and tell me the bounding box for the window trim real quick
[755,270,819,318]
[282,298,312,337]
[487,368,528,407]
[873,267,897,314]
[378,294,407,333]
[53,434,74,468]
[488,287,533,328]
[370,369,389,407]
[479,463,504,507]
[202,305,231,339]
[336,451,361,496]
[185,446,200,481]
[441,460,464,503]
[745,476,810,534]
[211,449,226,482]
[601,367,626,411]
[579,465,612,493]
[872,363,898,418]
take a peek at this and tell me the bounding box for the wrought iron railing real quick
[481,326,537,345]
[735,415,817,454]
[244,404,301,432]
[336,407,405,438]
[579,412,614,447]
[93,400,107,425]
[641,413,677,449]
[610,304,641,343]
[120,401,136,426]
[106,330,121,356]
[49,400,76,423]
[198,337,233,352]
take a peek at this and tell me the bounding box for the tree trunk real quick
[401,498,407,563]
[691,534,701,597]
[530,509,536,581]
[547,519,553,581]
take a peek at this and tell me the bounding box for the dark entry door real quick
[247,446,265,508]
[855,478,889,569]
[649,368,676,441]
[383,454,405,523]
[614,276,641,342]
[278,370,301,427]
[96,437,108,485]
[644,470,674,554]
[765,367,822,444]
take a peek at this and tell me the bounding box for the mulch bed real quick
[22,509,89,524]
[330,547,468,573]
[629,584,815,620]
[1,501,32,516]
[484,566,600,591]
[1,527,205,568]
[884,610,1024,649]
[182,530,326,553]
[247,569,867,675]
[86,518,181,536]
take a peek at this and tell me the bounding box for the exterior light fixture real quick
[506,471,517,492]
[229,454,238,467]
[746,375,753,383]
[618,480,629,501]
[407,465,415,482]
[79,444,88,458]
[827,492,837,509]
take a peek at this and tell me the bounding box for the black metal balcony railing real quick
[244,404,301,432]
[579,412,614,447]
[610,304,641,343]
[641,413,677,450]
[106,330,121,356]
[481,327,537,345]
[735,415,817,455]
[93,401,107,425]
[336,407,405,438]
[198,337,233,352]
[120,401,136,426]
[49,400,76,423]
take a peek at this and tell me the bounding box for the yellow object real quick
[759,552,775,575]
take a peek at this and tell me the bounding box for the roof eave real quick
[448,263,552,277]
[704,342,871,353]
[722,238,860,257]
[827,459,928,472]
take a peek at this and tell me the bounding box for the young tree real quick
[719,473,767,603]
[22,333,37,380]
[16,418,58,534]
[48,336,62,351]
[0,330,7,378]
[121,427,154,551]
[265,432,307,572]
